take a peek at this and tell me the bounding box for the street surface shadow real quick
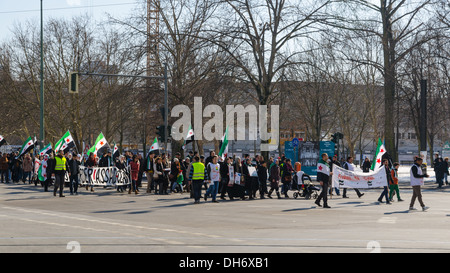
[92,209,130,214]
[337,201,364,205]
[355,202,384,207]
[126,210,153,214]
[282,206,317,212]
[384,210,410,215]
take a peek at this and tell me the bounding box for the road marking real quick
[1,206,223,241]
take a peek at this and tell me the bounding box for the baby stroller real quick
[292,171,320,200]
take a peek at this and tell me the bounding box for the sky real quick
[0,0,140,41]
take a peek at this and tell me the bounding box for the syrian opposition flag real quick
[17,136,36,158]
[219,126,229,159]
[148,137,160,155]
[0,135,6,147]
[38,155,49,182]
[112,142,120,159]
[182,125,194,150]
[55,130,75,153]
[87,132,108,157]
[371,138,386,171]
[317,158,330,176]
[39,143,53,157]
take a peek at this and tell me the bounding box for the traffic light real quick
[156,125,165,141]
[69,72,79,94]
[167,125,172,139]
[331,132,343,143]
[331,133,337,143]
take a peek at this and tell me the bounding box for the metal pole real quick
[164,63,168,153]
[419,79,427,163]
[39,0,45,149]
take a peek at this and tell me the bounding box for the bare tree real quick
[328,0,436,160]
[0,15,143,149]
[200,0,334,158]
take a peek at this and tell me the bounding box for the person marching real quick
[115,155,127,193]
[129,154,140,194]
[377,159,392,204]
[68,153,81,195]
[268,158,281,199]
[44,153,55,192]
[145,152,155,193]
[53,149,70,197]
[257,159,268,199]
[315,153,332,208]
[342,156,364,198]
[409,157,429,211]
[329,155,341,196]
[232,157,246,200]
[219,157,231,200]
[204,155,220,203]
[389,162,403,202]
[188,156,207,204]
[85,152,96,192]
[281,158,294,198]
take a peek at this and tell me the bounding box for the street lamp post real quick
[163,62,168,153]
[40,0,45,148]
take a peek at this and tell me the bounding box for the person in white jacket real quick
[409,157,430,211]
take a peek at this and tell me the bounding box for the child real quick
[389,162,403,202]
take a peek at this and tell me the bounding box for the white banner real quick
[64,166,131,186]
[332,165,387,189]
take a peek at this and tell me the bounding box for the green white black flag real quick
[39,143,53,157]
[87,132,108,156]
[55,130,75,153]
[17,136,35,158]
[182,125,194,150]
[219,126,229,159]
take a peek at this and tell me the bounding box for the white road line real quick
[1,206,223,241]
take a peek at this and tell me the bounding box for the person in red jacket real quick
[129,154,140,194]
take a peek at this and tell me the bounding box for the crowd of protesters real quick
[0,148,448,209]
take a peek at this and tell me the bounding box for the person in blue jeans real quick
[378,159,392,204]
[204,156,220,203]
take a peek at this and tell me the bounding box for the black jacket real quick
[99,155,112,167]
[46,158,56,177]
[219,161,229,180]
[384,165,393,184]
[68,159,80,175]
[362,161,371,172]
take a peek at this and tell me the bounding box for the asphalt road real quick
[0,180,449,253]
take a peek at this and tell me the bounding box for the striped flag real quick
[317,158,330,176]
[39,143,53,157]
[0,135,6,147]
[17,136,35,158]
[112,142,120,159]
[219,126,229,159]
[38,155,49,181]
[55,130,75,153]
[182,125,194,150]
[371,138,386,171]
[87,132,108,157]
[149,137,159,154]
